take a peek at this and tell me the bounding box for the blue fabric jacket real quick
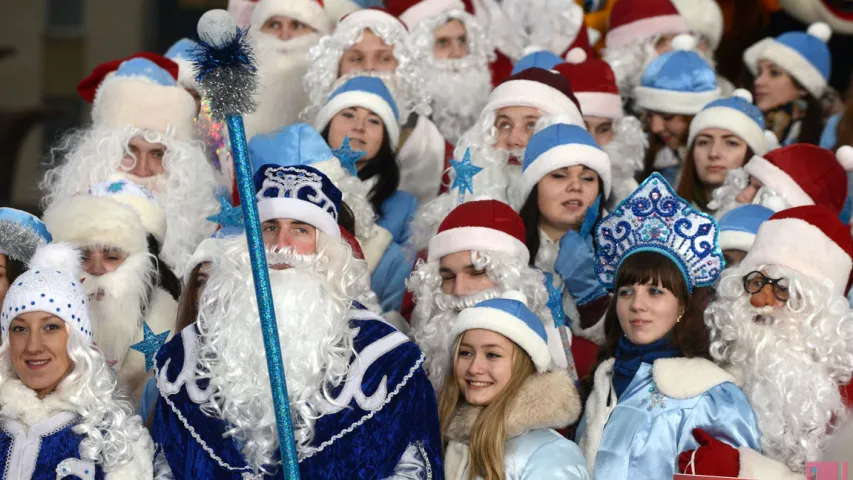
[371,242,414,313]
[577,358,761,479]
[376,190,418,245]
[152,309,442,479]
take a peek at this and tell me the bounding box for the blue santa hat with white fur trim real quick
[511,49,564,75]
[1,243,92,343]
[164,38,199,92]
[688,89,778,156]
[313,75,401,148]
[251,124,343,238]
[634,34,721,115]
[718,204,774,253]
[743,22,832,99]
[450,291,552,372]
[513,123,611,209]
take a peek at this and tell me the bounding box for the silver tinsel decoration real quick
[0,220,47,264]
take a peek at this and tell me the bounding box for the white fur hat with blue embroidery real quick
[1,243,92,343]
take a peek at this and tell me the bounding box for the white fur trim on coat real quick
[0,379,76,427]
[688,105,770,155]
[606,14,689,48]
[44,195,149,255]
[105,422,155,479]
[92,74,196,141]
[250,0,332,34]
[428,226,529,263]
[579,358,616,471]
[652,357,739,399]
[360,224,393,274]
[634,85,722,116]
[485,80,585,124]
[741,217,853,298]
[570,311,606,346]
[744,155,814,207]
[399,0,465,30]
[737,447,801,480]
[743,37,827,98]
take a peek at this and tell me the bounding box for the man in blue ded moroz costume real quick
[151,125,441,479]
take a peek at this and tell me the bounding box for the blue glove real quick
[554,196,607,305]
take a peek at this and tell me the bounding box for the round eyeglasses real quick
[742,271,790,302]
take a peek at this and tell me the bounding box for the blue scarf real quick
[612,335,680,398]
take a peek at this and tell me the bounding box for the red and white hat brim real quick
[399,0,465,29]
[742,217,852,298]
[575,92,623,120]
[428,226,529,264]
[744,155,814,208]
[606,14,688,48]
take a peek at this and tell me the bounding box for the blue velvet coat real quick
[151,308,442,479]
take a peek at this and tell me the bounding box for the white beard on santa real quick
[706,264,853,475]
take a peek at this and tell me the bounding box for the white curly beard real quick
[603,116,646,208]
[708,167,792,219]
[427,60,493,145]
[706,264,853,472]
[602,39,659,100]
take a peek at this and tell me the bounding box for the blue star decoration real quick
[207,193,244,229]
[332,136,365,176]
[130,322,170,372]
[544,272,567,328]
[107,181,126,193]
[450,148,482,197]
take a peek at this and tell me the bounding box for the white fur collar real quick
[652,357,739,399]
[359,225,393,274]
[0,379,76,427]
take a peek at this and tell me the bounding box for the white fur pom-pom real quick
[28,243,82,278]
[808,22,832,43]
[671,33,697,51]
[500,290,529,306]
[764,130,780,151]
[564,47,587,64]
[837,145,853,172]
[198,9,237,47]
[587,27,602,46]
[732,88,753,103]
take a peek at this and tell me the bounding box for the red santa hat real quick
[428,200,529,263]
[77,52,196,140]
[744,144,853,215]
[554,48,622,120]
[605,0,689,48]
[385,0,465,29]
[741,205,853,297]
[250,0,332,34]
[483,67,584,126]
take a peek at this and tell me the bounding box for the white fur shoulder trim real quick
[0,379,76,427]
[579,358,615,471]
[360,225,393,274]
[653,357,737,399]
[737,447,801,480]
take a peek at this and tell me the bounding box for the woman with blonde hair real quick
[439,292,589,479]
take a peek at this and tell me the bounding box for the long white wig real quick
[708,167,792,220]
[604,116,647,207]
[302,17,431,125]
[408,10,494,145]
[500,0,584,55]
[41,125,219,277]
[0,331,144,471]
[407,250,551,389]
[194,233,375,472]
[706,263,853,472]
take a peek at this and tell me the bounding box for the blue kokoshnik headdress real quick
[594,173,724,292]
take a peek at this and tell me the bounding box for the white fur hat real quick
[671,0,723,50]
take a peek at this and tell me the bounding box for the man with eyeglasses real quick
[677,205,853,477]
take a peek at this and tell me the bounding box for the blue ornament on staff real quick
[190,9,301,479]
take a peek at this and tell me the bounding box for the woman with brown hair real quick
[743,22,832,146]
[439,293,589,479]
[676,89,775,213]
[575,174,760,479]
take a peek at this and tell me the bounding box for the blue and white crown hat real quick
[512,123,611,210]
[594,173,725,293]
[450,291,552,372]
[743,22,832,99]
[164,38,200,92]
[0,243,92,343]
[0,208,52,265]
[633,34,721,115]
[313,75,402,148]
[250,122,354,187]
[251,126,343,239]
[90,56,196,140]
[717,204,774,253]
[687,89,778,156]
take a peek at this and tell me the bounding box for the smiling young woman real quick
[438,294,589,480]
[0,244,153,478]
